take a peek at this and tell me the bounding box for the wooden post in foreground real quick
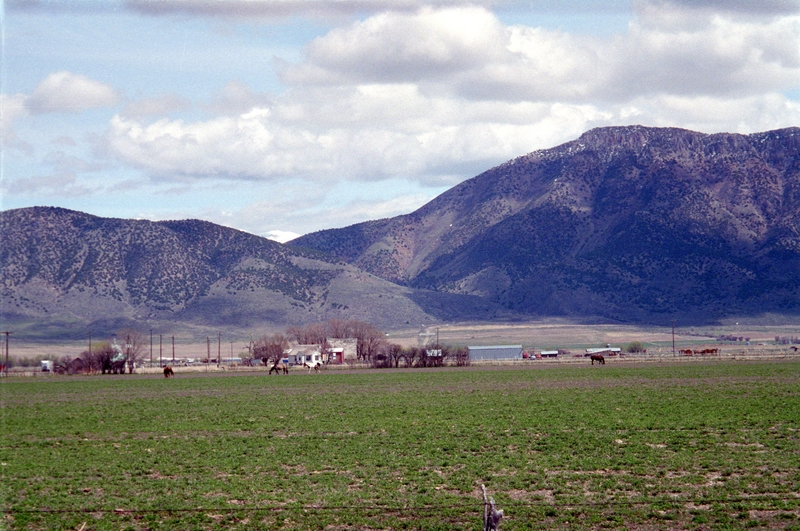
[481,484,503,531]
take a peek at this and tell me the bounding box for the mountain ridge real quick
[0,206,454,337]
[292,125,800,322]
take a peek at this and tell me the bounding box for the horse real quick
[268,362,288,375]
[163,366,174,378]
[590,354,605,365]
[304,361,321,374]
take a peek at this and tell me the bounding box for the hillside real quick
[292,126,800,323]
[0,207,450,337]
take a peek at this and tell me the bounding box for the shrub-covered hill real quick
[0,207,441,336]
[293,126,800,323]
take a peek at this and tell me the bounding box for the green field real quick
[2,362,799,530]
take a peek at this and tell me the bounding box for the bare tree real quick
[254,334,289,365]
[80,348,100,373]
[326,319,353,339]
[94,343,118,374]
[351,321,386,362]
[450,346,470,366]
[118,328,146,373]
[386,343,404,368]
[286,322,327,344]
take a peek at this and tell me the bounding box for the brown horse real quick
[590,354,605,365]
[269,362,288,375]
[163,366,174,378]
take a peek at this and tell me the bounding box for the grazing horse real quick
[304,361,321,373]
[268,362,288,375]
[163,366,174,378]
[590,354,605,365]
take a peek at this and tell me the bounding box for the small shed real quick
[468,345,524,361]
[329,338,358,362]
[540,350,559,359]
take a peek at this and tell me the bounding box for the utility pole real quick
[3,331,11,377]
[159,334,163,368]
[672,320,676,357]
[207,336,210,365]
[149,329,153,367]
[172,335,175,363]
[217,331,221,368]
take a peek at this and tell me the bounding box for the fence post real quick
[481,484,503,531]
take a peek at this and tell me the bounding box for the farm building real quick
[540,350,559,358]
[468,345,524,361]
[329,338,357,363]
[586,347,622,357]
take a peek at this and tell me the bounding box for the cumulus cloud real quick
[286,5,800,102]
[286,7,510,84]
[104,4,800,188]
[26,71,119,114]
[106,85,604,184]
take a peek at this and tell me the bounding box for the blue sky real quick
[2,0,799,242]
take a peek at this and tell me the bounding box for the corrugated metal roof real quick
[468,345,523,360]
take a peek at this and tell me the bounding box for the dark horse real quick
[163,366,174,378]
[590,354,605,365]
[269,362,288,375]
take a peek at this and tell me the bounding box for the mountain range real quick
[0,207,469,338]
[292,125,800,323]
[2,125,799,337]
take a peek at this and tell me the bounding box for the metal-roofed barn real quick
[468,345,524,361]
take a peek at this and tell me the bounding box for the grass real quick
[1,362,799,530]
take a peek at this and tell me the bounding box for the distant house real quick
[285,338,358,365]
[285,344,321,366]
[468,345,524,361]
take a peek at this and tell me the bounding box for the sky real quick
[1,0,799,242]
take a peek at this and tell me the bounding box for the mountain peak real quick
[293,125,800,323]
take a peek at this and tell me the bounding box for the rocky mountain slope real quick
[0,207,449,337]
[292,126,800,323]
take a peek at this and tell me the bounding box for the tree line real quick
[25,320,468,375]
[54,329,147,375]
[252,319,469,368]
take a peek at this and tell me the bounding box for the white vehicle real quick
[41,360,53,372]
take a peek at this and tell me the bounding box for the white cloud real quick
[286,5,800,103]
[26,71,119,114]
[288,7,509,84]
[263,229,301,243]
[104,4,800,190]
[106,85,612,185]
